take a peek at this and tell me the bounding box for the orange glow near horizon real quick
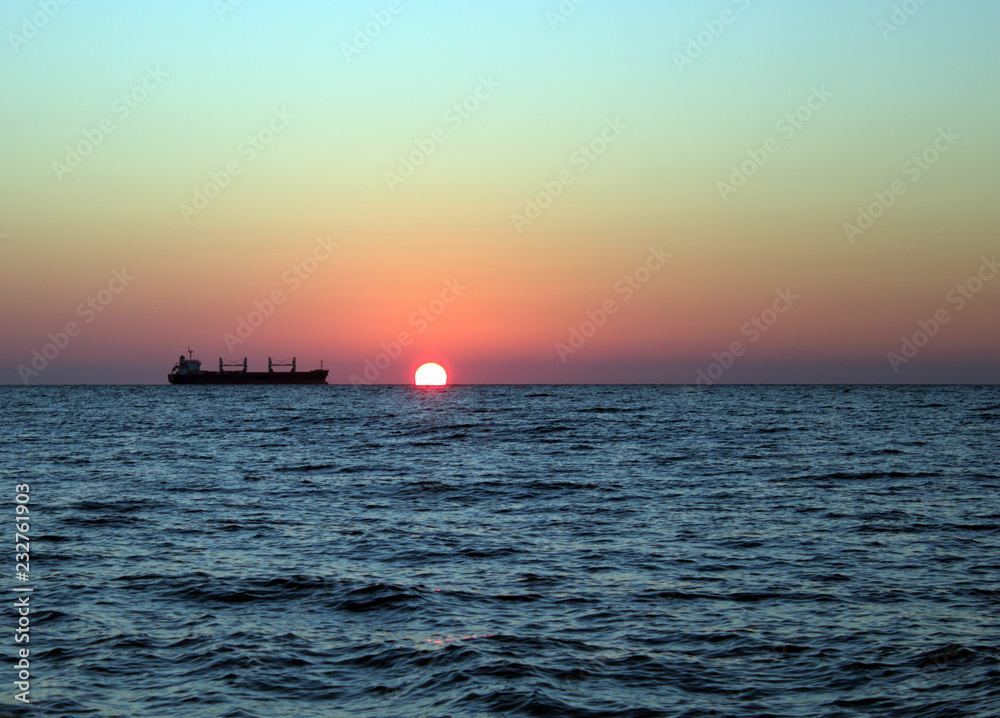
[415,363,448,386]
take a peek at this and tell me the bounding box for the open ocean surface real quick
[2,384,999,718]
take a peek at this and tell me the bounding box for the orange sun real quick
[414,363,448,386]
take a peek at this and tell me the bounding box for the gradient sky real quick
[2,0,997,384]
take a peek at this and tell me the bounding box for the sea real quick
[2,384,999,718]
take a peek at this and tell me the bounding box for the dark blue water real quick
[2,385,999,717]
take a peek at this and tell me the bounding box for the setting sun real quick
[414,363,448,386]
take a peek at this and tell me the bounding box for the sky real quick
[1,0,998,384]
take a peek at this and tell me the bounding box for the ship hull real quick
[168,370,328,385]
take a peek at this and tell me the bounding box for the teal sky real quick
[5,1,993,184]
[2,0,998,384]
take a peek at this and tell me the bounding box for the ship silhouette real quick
[168,349,328,385]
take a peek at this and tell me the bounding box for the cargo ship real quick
[168,349,328,385]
